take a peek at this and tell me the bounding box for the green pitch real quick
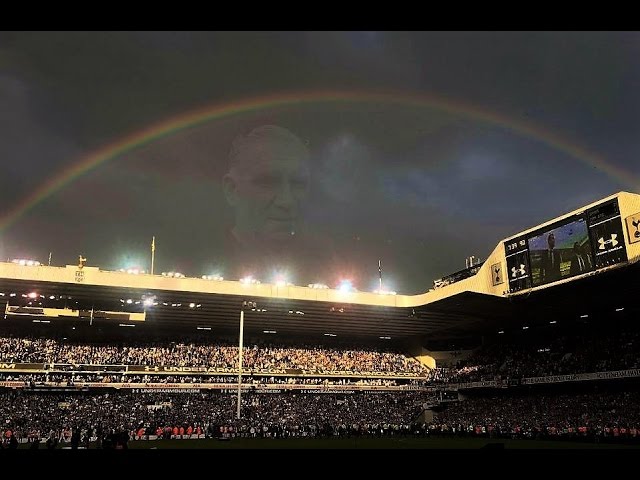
[121,437,639,449]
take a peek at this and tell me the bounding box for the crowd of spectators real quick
[433,391,640,441]
[430,327,640,383]
[4,389,640,445]
[0,390,425,443]
[0,337,427,375]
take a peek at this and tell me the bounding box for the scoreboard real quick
[505,199,628,293]
[505,235,531,292]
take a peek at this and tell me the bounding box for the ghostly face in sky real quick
[223,126,311,244]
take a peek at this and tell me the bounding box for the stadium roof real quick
[1,191,638,345]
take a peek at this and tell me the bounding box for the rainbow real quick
[1,90,637,233]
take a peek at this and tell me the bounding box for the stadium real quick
[1,191,640,449]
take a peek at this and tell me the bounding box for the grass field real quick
[119,437,639,449]
[18,436,640,450]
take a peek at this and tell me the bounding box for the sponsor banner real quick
[301,389,356,394]
[219,388,325,394]
[594,369,640,380]
[128,365,288,375]
[0,381,26,388]
[522,369,640,385]
[131,388,202,394]
[0,363,45,371]
[522,374,578,385]
[457,380,502,389]
[126,365,425,379]
[442,369,640,390]
[300,370,424,378]
[589,216,628,268]
[0,379,432,393]
[107,383,429,392]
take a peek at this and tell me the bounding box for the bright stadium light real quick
[12,259,41,267]
[143,298,154,307]
[379,336,391,340]
[616,307,625,312]
[126,299,133,304]
[324,333,337,337]
[28,292,38,299]
[263,330,277,334]
[189,303,196,308]
[272,272,294,287]
[120,268,146,275]
[338,280,355,293]
[580,314,589,318]
[240,276,260,285]
[202,274,224,281]
[162,271,185,278]
[549,320,557,324]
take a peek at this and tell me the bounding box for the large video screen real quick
[527,216,593,287]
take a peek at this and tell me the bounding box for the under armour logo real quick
[598,234,618,250]
[511,264,526,278]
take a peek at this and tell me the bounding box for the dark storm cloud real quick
[1,31,639,293]
[0,73,80,196]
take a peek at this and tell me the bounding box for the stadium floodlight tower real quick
[237,300,256,419]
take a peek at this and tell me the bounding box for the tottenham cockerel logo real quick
[511,264,526,278]
[491,262,503,285]
[626,214,640,244]
[598,234,618,250]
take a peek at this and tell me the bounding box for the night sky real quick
[1,31,639,294]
